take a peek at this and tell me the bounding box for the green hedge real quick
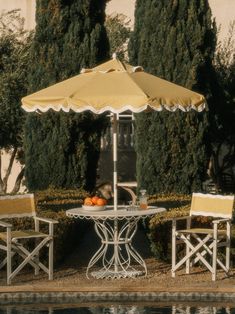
[147,193,191,261]
[35,187,88,212]
[35,188,90,266]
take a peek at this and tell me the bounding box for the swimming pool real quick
[0,303,235,314]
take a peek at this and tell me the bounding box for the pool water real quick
[0,304,234,314]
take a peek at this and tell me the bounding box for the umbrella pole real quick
[113,114,118,211]
[113,113,119,274]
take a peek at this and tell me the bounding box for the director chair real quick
[172,193,234,281]
[0,194,58,284]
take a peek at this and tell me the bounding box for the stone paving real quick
[0,258,235,294]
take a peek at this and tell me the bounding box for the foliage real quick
[35,188,90,265]
[134,111,209,194]
[0,10,32,193]
[129,0,216,194]
[35,187,88,211]
[213,22,235,142]
[24,0,110,192]
[147,193,191,261]
[24,111,108,191]
[208,22,235,191]
[105,13,131,61]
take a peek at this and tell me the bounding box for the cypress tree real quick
[129,0,216,194]
[24,0,109,191]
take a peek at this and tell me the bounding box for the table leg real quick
[86,217,147,279]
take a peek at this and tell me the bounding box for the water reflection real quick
[0,304,234,314]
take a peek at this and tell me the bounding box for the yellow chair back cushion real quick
[0,194,35,219]
[190,193,234,218]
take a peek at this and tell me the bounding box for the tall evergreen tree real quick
[209,23,235,190]
[24,0,109,191]
[105,13,131,61]
[129,0,216,194]
[0,10,31,193]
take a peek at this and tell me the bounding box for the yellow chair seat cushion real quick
[178,228,226,235]
[0,230,48,241]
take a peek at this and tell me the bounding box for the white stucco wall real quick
[0,0,36,30]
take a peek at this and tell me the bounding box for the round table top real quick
[66,205,165,219]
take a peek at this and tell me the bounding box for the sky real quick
[209,0,235,40]
[106,0,235,40]
[0,0,234,40]
[106,0,135,24]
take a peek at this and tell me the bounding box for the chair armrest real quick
[172,215,191,222]
[212,218,231,225]
[0,220,12,228]
[172,215,191,231]
[34,216,58,224]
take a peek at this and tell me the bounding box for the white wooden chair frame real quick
[172,193,234,281]
[0,194,58,284]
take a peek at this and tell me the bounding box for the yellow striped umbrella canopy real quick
[21,57,206,113]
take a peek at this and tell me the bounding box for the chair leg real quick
[212,244,217,281]
[48,238,53,280]
[172,221,176,277]
[49,223,54,280]
[6,228,12,285]
[226,244,230,271]
[34,220,40,276]
[212,227,218,281]
[8,237,49,283]
[34,239,40,276]
[186,234,190,274]
[226,222,231,271]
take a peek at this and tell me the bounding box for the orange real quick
[96,198,106,206]
[91,196,99,205]
[84,197,93,206]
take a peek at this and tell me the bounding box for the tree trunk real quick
[2,147,17,193]
[11,167,25,194]
[0,148,18,194]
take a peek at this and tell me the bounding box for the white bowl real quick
[82,205,106,211]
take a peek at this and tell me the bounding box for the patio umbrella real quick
[21,56,207,210]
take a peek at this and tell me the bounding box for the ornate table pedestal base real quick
[66,206,166,280]
[87,217,147,279]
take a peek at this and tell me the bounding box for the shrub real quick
[35,187,88,212]
[35,188,89,266]
[147,193,191,261]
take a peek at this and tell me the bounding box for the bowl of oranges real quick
[82,195,107,211]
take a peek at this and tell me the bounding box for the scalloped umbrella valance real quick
[21,56,206,113]
[21,56,207,210]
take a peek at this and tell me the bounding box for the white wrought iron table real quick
[66,206,165,279]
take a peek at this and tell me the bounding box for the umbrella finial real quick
[112,53,117,59]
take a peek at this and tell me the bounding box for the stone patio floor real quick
[0,258,234,293]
